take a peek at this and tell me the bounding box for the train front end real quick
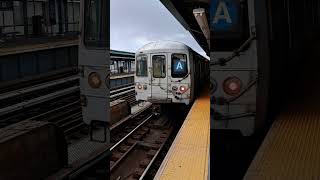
[210,0,260,136]
[135,41,192,105]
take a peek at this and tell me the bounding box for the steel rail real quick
[110,114,154,151]
[0,76,79,101]
[0,86,79,116]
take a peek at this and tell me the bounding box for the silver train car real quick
[135,41,208,105]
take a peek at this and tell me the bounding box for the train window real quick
[136,55,148,77]
[84,0,108,48]
[171,54,188,78]
[152,55,166,78]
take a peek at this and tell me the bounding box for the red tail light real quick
[179,86,187,92]
[223,77,242,96]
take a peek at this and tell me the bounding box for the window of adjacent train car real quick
[84,0,108,48]
[171,54,188,78]
[136,55,148,77]
[152,55,166,78]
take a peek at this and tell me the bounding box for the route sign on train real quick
[172,57,187,77]
[210,0,239,32]
[174,61,185,73]
[210,0,249,50]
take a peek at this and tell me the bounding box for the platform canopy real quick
[160,0,210,55]
[110,50,135,60]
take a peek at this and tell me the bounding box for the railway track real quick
[0,76,79,115]
[0,67,78,94]
[0,72,166,179]
[0,79,188,180]
[0,74,136,130]
[109,107,174,180]
[0,74,81,128]
[47,102,154,180]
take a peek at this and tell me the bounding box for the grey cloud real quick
[111,0,208,58]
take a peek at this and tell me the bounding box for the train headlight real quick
[179,86,187,92]
[223,77,242,96]
[137,84,142,89]
[143,85,147,90]
[88,72,102,89]
[172,86,178,91]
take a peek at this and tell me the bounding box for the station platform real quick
[110,73,134,80]
[244,105,320,179]
[110,73,134,90]
[154,88,210,180]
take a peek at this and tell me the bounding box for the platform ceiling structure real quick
[160,0,210,55]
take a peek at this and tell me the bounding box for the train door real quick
[150,53,168,101]
[135,54,150,101]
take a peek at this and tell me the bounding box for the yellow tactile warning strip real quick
[244,108,320,180]
[154,89,210,180]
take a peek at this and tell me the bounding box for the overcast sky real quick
[110,0,208,58]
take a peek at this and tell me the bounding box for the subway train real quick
[135,41,209,105]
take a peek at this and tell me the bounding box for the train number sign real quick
[210,0,240,32]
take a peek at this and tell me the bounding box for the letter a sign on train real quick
[210,0,239,32]
[213,1,232,24]
[176,62,183,70]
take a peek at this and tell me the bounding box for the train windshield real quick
[136,55,148,77]
[84,0,108,48]
[152,55,166,78]
[171,54,188,78]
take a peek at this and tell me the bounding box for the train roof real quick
[137,41,190,53]
[137,40,209,61]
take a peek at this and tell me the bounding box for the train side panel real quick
[191,50,208,101]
